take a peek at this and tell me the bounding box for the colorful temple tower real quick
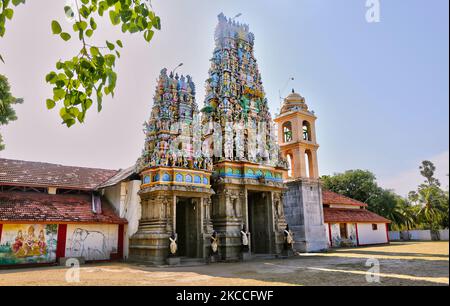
[274,90,328,252]
[201,13,289,260]
[130,69,215,265]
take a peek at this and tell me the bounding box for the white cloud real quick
[379,150,449,197]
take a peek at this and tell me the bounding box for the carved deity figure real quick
[284,225,294,251]
[235,120,245,161]
[224,123,234,160]
[241,225,250,254]
[210,231,218,254]
[169,233,178,256]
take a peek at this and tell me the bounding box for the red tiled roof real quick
[0,192,127,224]
[324,207,391,224]
[0,158,118,190]
[322,190,368,207]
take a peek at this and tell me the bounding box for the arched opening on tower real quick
[283,122,293,143]
[302,121,312,141]
[286,154,293,178]
[304,150,314,178]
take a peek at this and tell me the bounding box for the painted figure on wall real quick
[67,228,108,260]
[0,224,57,265]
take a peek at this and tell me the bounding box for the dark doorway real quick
[340,223,348,239]
[247,191,271,254]
[176,197,199,258]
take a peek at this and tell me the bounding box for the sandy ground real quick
[0,241,448,286]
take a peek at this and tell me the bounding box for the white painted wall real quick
[324,224,330,247]
[409,230,432,241]
[104,180,141,259]
[357,223,388,245]
[330,223,341,246]
[65,224,119,261]
[327,223,358,247]
[439,229,449,241]
[347,223,357,246]
[389,231,401,241]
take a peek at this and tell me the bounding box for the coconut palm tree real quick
[416,186,445,230]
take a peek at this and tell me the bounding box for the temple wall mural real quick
[65,224,119,261]
[0,224,58,265]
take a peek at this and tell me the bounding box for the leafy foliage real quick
[45,0,161,127]
[1,0,160,132]
[408,161,449,230]
[419,160,441,187]
[0,0,26,62]
[0,74,23,150]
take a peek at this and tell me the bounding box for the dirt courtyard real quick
[0,241,448,286]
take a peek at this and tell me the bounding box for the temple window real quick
[304,150,313,178]
[302,121,311,141]
[283,122,293,143]
[287,154,293,178]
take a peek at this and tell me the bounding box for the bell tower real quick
[274,89,319,180]
[274,89,328,253]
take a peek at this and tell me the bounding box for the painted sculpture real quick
[284,225,294,250]
[210,231,218,254]
[169,232,178,256]
[201,13,287,169]
[136,68,213,173]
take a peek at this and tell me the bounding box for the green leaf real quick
[64,6,75,18]
[86,29,93,37]
[45,72,57,83]
[90,46,100,57]
[60,32,71,41]
[106,40,115,50]
[46,99,56,109]
[53,88,66,100]
[51,20,62,35]
[12,0,26,5]
[109,11,120,25]
[4,9,14,20]
[90,18,97,30]
[0,54,4,64]
[116,40,123,48]
[152,16,161,30]
[144,29,154,42]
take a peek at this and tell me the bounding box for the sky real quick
[0,0,448,197]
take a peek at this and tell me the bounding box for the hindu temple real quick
[0,13,394,268]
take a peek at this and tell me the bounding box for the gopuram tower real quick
[201,13,289,260]
[274,90,328,252]
[130,69,215,265]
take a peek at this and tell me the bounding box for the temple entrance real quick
[176,197,200,258]
[247,191,271,254]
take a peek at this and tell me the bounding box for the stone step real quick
[179,257,206,266]
[251,254,278,260]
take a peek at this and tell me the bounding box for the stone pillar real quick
[283,179,328,253]
[211,185,243,261]
[129,193,174,265]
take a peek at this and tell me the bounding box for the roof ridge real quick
[0,158,118,172]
